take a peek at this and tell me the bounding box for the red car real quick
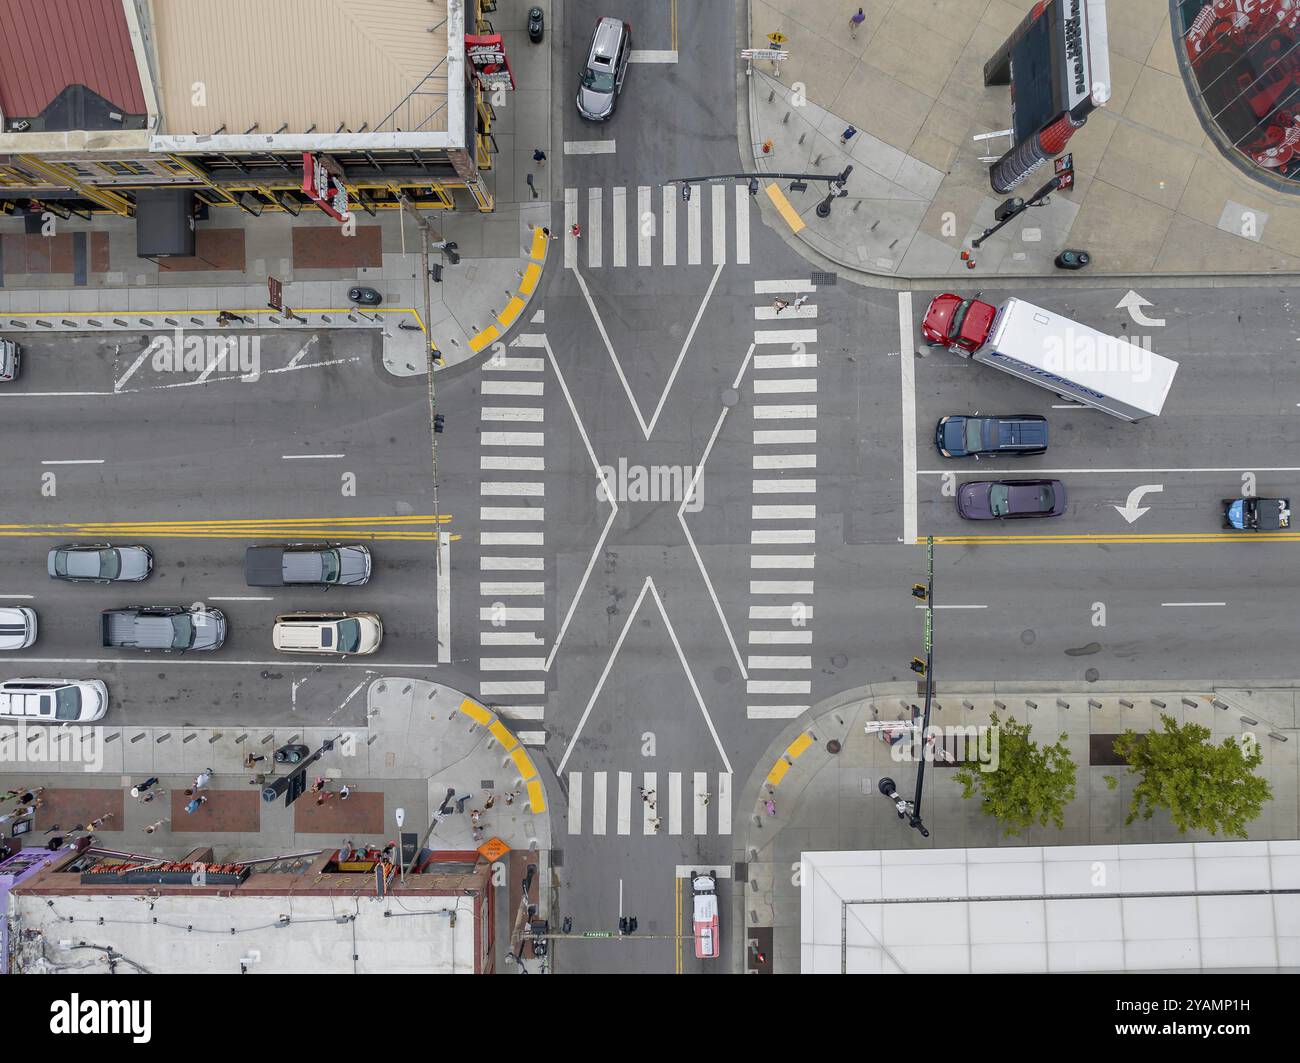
[922,292,998,354]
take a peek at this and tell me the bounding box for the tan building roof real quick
[148,0,450,137]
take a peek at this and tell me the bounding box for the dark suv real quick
[935,414,1048,458]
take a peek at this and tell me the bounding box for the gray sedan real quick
[956,480,1067,520]
[48,543,154,583]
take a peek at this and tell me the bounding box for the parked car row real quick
[0,543,387,721]
[935,412,1067,521]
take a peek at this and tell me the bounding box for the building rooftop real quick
[801,841,1300,973]
[0,0,149,131]
[149,0,451,138]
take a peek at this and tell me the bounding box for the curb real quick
[464,226,551,356]
[455,695,548,815]
[736,0,1300,290]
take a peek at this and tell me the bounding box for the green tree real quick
[952,713,1076,837]
[1104,714,1271,838]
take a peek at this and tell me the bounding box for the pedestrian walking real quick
[143,819,169,835]
[243,752,266,769]
[316,791,335,806]
[339,784,351,801]
[849,7,866,37]
[764,798,777,817]
[11,787,43,805]
[702,792,712,806]
[472,827,485,843]
[7,805,31,820]
[650,817,662,834]
[184,795,207,815]
[193,769,212,791]
[130,778,159,798]
[138,788,164,804]
[570,222,582,239]
[88,813,114,830]
[0,812,16,826]
[793,294,809,310]
[840,125,858,145]
[504,791,516,806]
[542,226,557,241]
[533,148,547,167]
[470,809,483,827]
[0,789,24,802]
[311,776,326,795]
[639,787,655,803]
[484,792,495,810]
[772,297,791,314]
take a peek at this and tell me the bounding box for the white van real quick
[0,678,107,722]
[272,612,382,655]
[0,339,21,382]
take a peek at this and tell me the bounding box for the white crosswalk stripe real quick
[478,357,550,718]
[561,184,752,269]
[748,284,820,722]
[565,771,733,836]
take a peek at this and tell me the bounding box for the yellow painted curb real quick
[459,699,493,725]
[765,759,791,787]
[785,732,814,761]
[527,779,547,814]
[764,182,806,233]
[464,226,552,356]
[510,746,539,781]
[488,719,519,751]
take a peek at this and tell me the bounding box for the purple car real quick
[956,479,1067,520]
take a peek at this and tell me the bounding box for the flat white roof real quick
[10,891,479,974]
[801,841,1300,974]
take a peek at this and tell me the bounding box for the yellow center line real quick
[0,514,452,540]
[671,0,678,51]
[675,875,683,975]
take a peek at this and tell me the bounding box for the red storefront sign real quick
[301,152,350,222]
[465,33,515,90]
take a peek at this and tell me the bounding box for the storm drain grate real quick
[810,271,837,286]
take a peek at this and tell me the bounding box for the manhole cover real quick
[722,388,739,407]
[810,271,837,286]
[1020,629,1036,646]
[714,666,733,683]
[830,653,848,668]
[1085,667,1100,682]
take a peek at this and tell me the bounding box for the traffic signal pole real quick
[908,538,935,838]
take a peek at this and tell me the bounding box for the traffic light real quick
[627,916,637,934]
[444,241,460,265]
[909,657,927,676]
[748,177,759,196]
[911,583,928,601]
[681,183,692,202]
[618,916,628,935]
[433,414,445,433]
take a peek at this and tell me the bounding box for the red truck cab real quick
[922,293,998,354]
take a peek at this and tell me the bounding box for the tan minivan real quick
[272,612,383,656]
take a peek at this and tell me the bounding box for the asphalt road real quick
[432,5,1300,973]
[0,329,441,726]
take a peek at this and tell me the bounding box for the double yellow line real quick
[925,532,1300,545]
[0,514,452,542]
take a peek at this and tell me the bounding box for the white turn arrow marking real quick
[1116,290,1165,328]
[1114,483,1164,523]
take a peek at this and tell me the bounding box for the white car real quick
[692,871,720,959]
[0,607,37,649]
[272,612,383,656]
[0,678,108,723]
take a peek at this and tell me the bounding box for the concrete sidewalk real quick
[744,0,1300,278]
[737,680,1299,973]
[0,678,556,969]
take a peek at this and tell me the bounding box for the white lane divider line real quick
[588,186,602,269]
[286,335,319,369]
[564,140,616,154]
[568,771,584,836]
[899,291,917,544]
[916,604,987,609]
[630,49,678,62]
[281,453,344,460]
[638,185,652,266]
[735,184,750,265]
[712,183,726,265]
[565,186,577,269]
[437,530,451,663]
[1161,602,1226,607]
[481,379,544,396]
[754,328,817,344]
[754,279,817,293]
[209,596,274,602]
[114,346,154,392]
[590,771,605,835]
[687,188,701,264]
[40,459,104,465]
[480,481,546,496]
[752,529,816,544]
[612,185,627,267]
[481,455,545,471]
[662,184,677,265]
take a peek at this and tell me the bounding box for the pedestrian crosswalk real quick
[747,278,819,720]
[563,183,753,270]
[565,770,733,836]
[478,344,549,742]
